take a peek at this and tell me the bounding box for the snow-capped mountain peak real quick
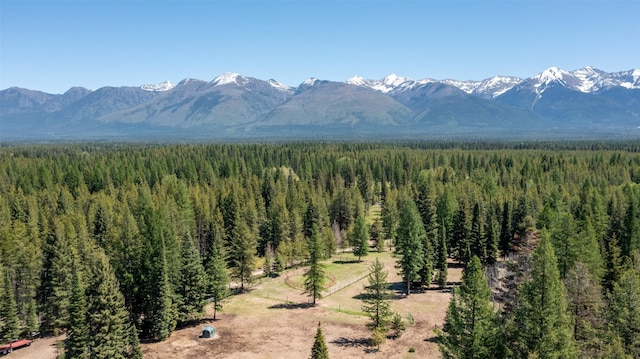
[535,67,571,86]
[382,74,409,87]
[213,72,244,86]
[346,75,367,86]
[267,79,292,92]
[302,78,320,86]
[476,76,523,98]
[371,74,415,93]
[141,80,175,92]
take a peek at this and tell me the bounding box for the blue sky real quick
[1,0,639,94]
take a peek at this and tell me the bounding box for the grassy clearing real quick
[365,203,382,225]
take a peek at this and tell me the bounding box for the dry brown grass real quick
[142,253,462,359]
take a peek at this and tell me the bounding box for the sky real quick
[1,0,639,94]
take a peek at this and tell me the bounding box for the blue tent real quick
[201,326,216,338]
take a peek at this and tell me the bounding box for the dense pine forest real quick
[0,141,639,358]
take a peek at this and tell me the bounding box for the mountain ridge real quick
[2,67,639,140]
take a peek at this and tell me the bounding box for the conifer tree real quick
[176,233,207,324]
[390,312,406,339]
[470,203,485,263]
[86,249,141,358]
[608,268,640,357]
[311,322,329,359]
[350,207,369,261]
[436,223,449,289]
[66,260,88,359]
[381,190,399,246]
[415,170,438,250]
[206,237,229,320]
[0,270,19,344]
[304,225,326,305]
[145,240,177,342]
[604,234,625,291]
[420,226,434,288]
[436,187,456,250]
[437,256,496,359]
[303,201,320,240]
[41,217,75,334]
[370,218,384,252]
[229,220,257,289]
[125,324,143,359]
[452,202,471,265]
[395,195,425,295]
[499,201,512,258]
[515,233,576,358]
[371,327,386,351]
[564,262,603,356]
[620,196,639,259]
[361,258,392,331]
[483,208,498,265]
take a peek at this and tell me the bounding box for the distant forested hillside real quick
[0,141,639,358]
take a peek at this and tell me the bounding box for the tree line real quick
[0,142,638,358]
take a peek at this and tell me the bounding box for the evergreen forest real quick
[0,141,639,358]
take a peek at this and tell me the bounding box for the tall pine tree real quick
[395,195,425,295]
[0,269,19,344]
[436,224,449,289]
[65,259,88,359]
[514,232,576,358]
[176,232,207,325]
[437,256,497,359]
[608,268,640,357]
[361,258,392,331]
[304,225,326,305]
[349,206,369,261]
[86,248,141,358]
[206,236,229,321]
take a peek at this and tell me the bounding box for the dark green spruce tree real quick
[436,224,449,289]
[206,236,229,321]
[437,256,497,359]
[311,322,330,359]
[349,207,369,261]
[608,267,640,358]
[229,220,257,290]
[361,258,393,331]
[145,239,177,342]
[304,225,327,305]
[86,249,142,358]
[395,195,425,295]
[65,260,88,359]
[176,232,207,325]
[514,232,576,359]
[0,269,19,345]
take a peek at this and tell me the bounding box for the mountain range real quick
[2,67,639,141]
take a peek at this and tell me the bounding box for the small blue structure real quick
[201,326,216,338]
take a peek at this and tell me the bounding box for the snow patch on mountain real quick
[533,67,574,93]
[141,80,175,92]
[267,79,292,92]
[346,76,367,87]
[347,74,436,94]
[442,79,481,94]
[618,69,640,89]
[302,78,320,86]
[213,73,244,86]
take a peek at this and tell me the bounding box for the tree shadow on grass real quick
[424,335,439,343]
[331,337,371,348]
[332,259,361,264]
[268,302,315,310]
